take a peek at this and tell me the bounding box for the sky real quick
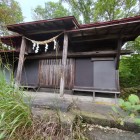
[16,0,59,22]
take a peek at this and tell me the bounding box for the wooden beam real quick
[26,50,133,60]
[71,34,136,43]
[60,33,68,96]
[25,29,64,35]
[115,39,122,70]
[91,58,114,61]
[15,37,26,86]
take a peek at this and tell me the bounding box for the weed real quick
[0,64,32,139]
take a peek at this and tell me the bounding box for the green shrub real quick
[120,87,140,100]
[119,94,140,126]
[119,55,140,88]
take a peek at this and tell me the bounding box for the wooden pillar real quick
[60,33,68,96]
[15,37,26,87]
[115,39,122,70]
[116,70,120,91]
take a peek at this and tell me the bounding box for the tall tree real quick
[32,2,70,20]
[61,0,138,23]
[94,0,137,21]
[0,0,23,35]
[60,0,94,23]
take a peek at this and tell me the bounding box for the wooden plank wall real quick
[39,58,75,89]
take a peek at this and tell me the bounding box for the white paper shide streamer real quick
[35,43,39,53]
[32,41,36,50]
[53,39,57,50]
[25,32,63,53]
[45,44,48,52]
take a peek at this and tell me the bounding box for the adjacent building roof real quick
[0,35,21,47]
[68,15,140,43]
[7,16,79,35]
[1,15,140,48]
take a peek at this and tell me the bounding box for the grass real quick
[0,62,89,140]
[0,67,32,140]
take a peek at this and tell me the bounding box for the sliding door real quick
[93,60,116,90]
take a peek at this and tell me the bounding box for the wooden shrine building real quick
[1,16,140,96]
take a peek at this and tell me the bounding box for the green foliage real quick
[122,101,132,110]
[119,94,140,126]
[135,118,140,125]
[32,1,70,20]
[60,0,94,23]
[0,65,32,139]
[112,94,140,126]
[60,0,139,23]
[33,0,139,24]
[128,94,140,105]
[120,87,140,100]
[94,0,137,21]
[126,36,140,54]
[0,0,23,35]
[119,94,140,113]
[119,55,140,88]
[119,98,125,106]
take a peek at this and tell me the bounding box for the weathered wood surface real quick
[115,70,120,91]
[15,37,26,86]
[38,59,75,89]
[115,39,122,69]
[60,33,68,96]
[26,50,133,60]
[73,86,120,93]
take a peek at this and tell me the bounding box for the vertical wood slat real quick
[38,58,74,89]
[15,37,26,86]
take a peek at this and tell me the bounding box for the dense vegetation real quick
[33,0,139,23]
[0,0,23,35]
[0,65,32,139]
[113,94,140,126]
[120,55,140,88]
[0,0,140,138]
[119,36,140,98]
